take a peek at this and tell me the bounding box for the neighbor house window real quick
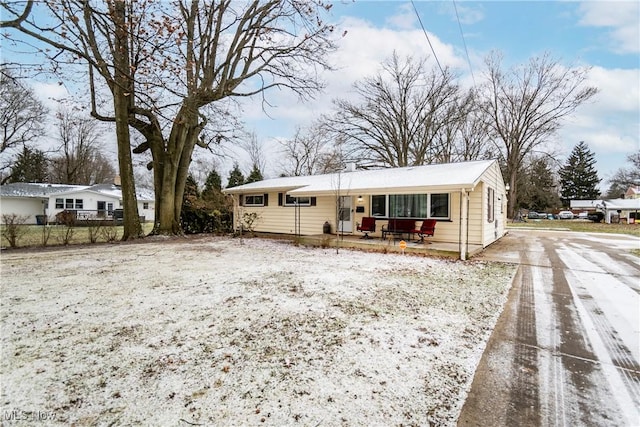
[55,198,64,209]
[143,202,149,209]
[285,195,310,206]
[487,187,495,223]
[244,194,265,206]
[75,199,83,209]
[65,198,74,209]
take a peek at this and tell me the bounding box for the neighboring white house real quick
[570,198,640,223]
[0,182,155,224]
[223,159,508,260]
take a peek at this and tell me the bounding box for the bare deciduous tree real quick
[49,108,116,184]
[323,52,460,168]
[0,67,48,183]
[278,124,329,176]
[2,0,337,236]
[477,51,598,218]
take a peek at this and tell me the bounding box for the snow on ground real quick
[1,236,516,426]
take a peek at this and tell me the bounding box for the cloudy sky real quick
[240,0,639,184]
[13,1,640,187]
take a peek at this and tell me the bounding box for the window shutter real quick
[310,197,317,206]
[263,194,269,206]
[278,193,283,206]
[239,195,244,206]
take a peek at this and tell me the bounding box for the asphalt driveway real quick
[458,229,640,427]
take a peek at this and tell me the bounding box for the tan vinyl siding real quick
[477,162,507,247]
[236,193,336,235]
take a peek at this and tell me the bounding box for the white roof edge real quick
[223,160,498,195]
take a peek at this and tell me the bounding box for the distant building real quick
[625,185,640,199]
[0,182,155,224]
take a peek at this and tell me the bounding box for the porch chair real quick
[412,219,436,243]
[356,216,376,239]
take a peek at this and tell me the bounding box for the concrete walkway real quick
[458,229,640,427]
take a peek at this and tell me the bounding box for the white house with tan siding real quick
[223,159,507,260]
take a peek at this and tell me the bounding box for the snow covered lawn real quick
[1,237,515,426]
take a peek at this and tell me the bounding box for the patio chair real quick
[412,219,436,243]
[356,216,376,239]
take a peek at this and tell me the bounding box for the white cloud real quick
[578,2,640,54]
[385,3,416,30]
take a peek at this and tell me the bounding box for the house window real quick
[371,195,386,216]
[244,194,265,206]
[430,194,449,219]
[55,198,64,209]
[75,199,83,209]
[389,194,428,218]
[65,198,74,209]
[487,187,495,223]
[370,193,450,219]
[285,195,310,206]
[143,202,149,209]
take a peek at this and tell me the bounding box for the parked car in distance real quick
[547,213,556,220]
[527,211,546,219]
[558,210,575,219]
[587,211,605,223]
[577,212,588,219]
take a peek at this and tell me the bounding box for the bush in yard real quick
[101,226,119,242]
[1,214,29,248]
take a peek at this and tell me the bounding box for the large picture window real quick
[371,193,450,219]
[389,194,428,218]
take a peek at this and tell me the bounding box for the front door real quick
[338,196,352,233]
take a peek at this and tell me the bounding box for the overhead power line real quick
[410,0,445,78]
[452,0,476,87]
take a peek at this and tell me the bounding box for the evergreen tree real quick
[559,141,601,204]
[183,174,200,200]
[245,163,264,184]
[203,169,222,194]
[9,146,49,183]
[518,157,561,211]
[226,163,245,188]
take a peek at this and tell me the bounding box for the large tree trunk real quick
[151,106,199,235]
[112,0,142,240]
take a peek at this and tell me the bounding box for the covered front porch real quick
[295,233,485,259]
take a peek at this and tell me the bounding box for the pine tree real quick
[202,168,222,200]
[226,163,245,188]
[9,146,49,183]
[245,163,263,184]
[559,141,601,204]
[518,157,561,211]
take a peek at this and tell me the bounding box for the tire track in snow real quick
[506,249,541,426]
[554,243,640,424]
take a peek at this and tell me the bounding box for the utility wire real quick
[453,0,476,86]
[410,0,446,78]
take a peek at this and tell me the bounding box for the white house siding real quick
[46,190,121,219]
[0,197,46,224]
[137,202,155,222]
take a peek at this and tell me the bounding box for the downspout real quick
[459,189,469,261]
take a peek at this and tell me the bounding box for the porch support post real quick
[460,189,469,261]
